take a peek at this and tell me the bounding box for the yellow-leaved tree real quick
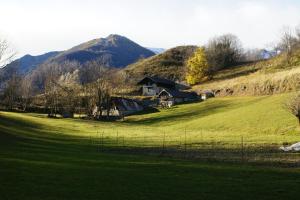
[186,47,210,85]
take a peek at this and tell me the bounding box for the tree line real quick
[0,57,128,119]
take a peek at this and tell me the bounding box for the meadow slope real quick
[1,93,299,147]
[1,99,300,200]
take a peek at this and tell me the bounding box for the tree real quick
[19,77,33,111]
[0,37,16,68]
[279,26,297,64]
[44,76,59,117]
[2,74,21,110]
[286,93,300,125]
[206,34,243,71]
[186,47,210,85]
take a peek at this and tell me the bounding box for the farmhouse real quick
[158,89,199,107]
[138,76,176,96]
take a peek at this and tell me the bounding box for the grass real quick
[193,66,300,96]
[193,51,300,96]
[1,102,300,200]
[1,93,299,147]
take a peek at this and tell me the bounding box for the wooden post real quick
[241,136,244,162]
[162,131,166,154]
[101,131,104,151]
[116,131,119,146]
[123,136,125,148]
[184,128,187,157]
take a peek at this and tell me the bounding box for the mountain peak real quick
[106,34,125,39]
[51,34,155,68]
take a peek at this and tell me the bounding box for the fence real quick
[80,129,300,167]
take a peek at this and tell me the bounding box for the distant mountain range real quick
[4,51,61,75]
[0,34,156,77]
[147,48,165,54]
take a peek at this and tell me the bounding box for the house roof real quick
[158,89,198,99]
[137,76,175,88]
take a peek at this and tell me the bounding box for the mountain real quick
[123,45,197,83]
[1,34,155,78]
[1,51,60,75]
[147,47,166,54]
[51,34,155,68]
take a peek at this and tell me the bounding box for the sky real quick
[0,0,300,58]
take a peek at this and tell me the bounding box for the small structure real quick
[158,89,199,107]
[111,97,144,116]
[138,76,176,96]
[92,97,144,119]
[201,91,215,100]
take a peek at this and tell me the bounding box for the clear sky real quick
[0,0,300,57]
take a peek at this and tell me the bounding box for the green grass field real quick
[1,93,299,147]
[1,94,300,199]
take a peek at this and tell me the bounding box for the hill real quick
[51,34,155,67]
[192,50,300,96]
[123,45,197,84]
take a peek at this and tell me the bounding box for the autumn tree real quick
[186,47,210,85]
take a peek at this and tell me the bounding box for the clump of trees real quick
[278,25,300,64]
[186,34,243,85]
[206,34,243,71]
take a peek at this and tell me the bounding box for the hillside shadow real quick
[0,113,92,153]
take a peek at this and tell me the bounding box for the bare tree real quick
[279,26,298,64]
[0,37,16,68]
[205,34,243,71]
[296,24,300,40]
[19,77,33,111]
[3,74,21,110]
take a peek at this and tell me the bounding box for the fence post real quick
[123,136,125,148]
[116,131,119,147]
[162,131,166,154]
[184,128,187,157]
[101,131,104,151]
[241,136,244,162]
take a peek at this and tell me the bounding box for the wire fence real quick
[78,129,300,167]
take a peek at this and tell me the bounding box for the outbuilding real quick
[158,89,199,107]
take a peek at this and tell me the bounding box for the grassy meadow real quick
[1,94,300,199]
[1,93,299,147]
